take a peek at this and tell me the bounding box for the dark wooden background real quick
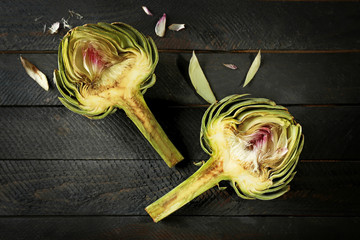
[1,0,359,239]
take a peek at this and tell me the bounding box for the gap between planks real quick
[0,159,352,163]
[0,214,358,218]
[1,104,360,108]
[2,49,360,54]
[261,0,360,2]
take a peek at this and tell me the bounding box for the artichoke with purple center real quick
[54,22,183,167]
[146,94,304,222]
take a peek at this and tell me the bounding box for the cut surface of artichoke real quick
[146,94,304,222]
[55,22,183,167]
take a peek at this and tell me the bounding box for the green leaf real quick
[243,50,261,87]
[189,51,217,104]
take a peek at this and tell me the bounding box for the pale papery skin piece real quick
[20,56,49,91]
[155,13,166,37]
[48,22,60,34]
[223,63,238,70]
[142,6,153,16]
[168,24,185,31]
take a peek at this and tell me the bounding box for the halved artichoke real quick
[54,22,183,167]
[146,94,304,222]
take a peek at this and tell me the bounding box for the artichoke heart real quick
[54,22,183,167]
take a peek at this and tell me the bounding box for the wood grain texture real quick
[2,52,360,106]
[1,106,359,160]
[0,160,359,216]
[0,216,358,240]
[0,0,359,238]
[1,0,359,51]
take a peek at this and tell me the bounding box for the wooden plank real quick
[0,160,359,216]
[1,0,359,51]
[0,106,359,160]
[2,52,360,106]
[0,216,358,240]
[0,54,58,106]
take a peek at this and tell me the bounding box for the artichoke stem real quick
[121,92,183,167]
[145,157,224,222]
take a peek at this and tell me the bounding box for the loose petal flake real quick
[53,70,57,84]
[243,50,261,87]
[155,13,166,37]
[189,51,217,104]
[20,56,49,91]
[61,18,72,29]
[142,6,153,16]
[223,63,238,70]
[34,16,43,22]
[48,22,60,34]
[168,24,185,31]
[68,10,83,19]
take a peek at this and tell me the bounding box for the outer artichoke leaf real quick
[231,181,255,200]
[235,109,292,128]
[205,94,245,127]
[101,23,144,52]
[271,135,304,174]
[54,68,78,98]
[81,25,139,53]
[221,99,277,120]
[118,24,150,52]
[213,96,252,119]
[285,126,304,160]
[86,106,115,120]
[59,97,92,116]
[271,153,298,179]
[237,180,260,199]
[59,37,81,83]
[200,102,220,155]
[216,97,266,119]
[145,38,156,61]
[140,74,156,93]
[113,22,154,54]
[59,95,108,118]
[206,101,223,125]
[54,70,79,105]
[58,68,78,95]
[271,170,297,190]
[142,36,159,73]
[261,182,289,195]
[270,135,303,180]
[233,103,286,118]
[272,127,303,176]
[200,131,212,156]
[111,23,142,44]
[254,186,290,200]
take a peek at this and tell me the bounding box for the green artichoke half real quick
[54,22,183,167]
[146,94,304,222]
